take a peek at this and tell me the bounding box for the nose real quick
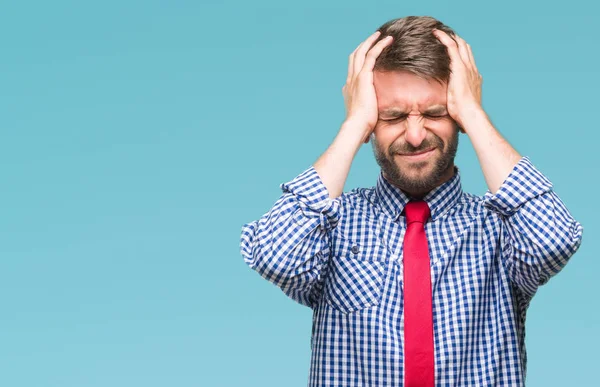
[404,114,427,148]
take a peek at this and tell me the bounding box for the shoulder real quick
[449,191,503,227]
[337,185,378,214]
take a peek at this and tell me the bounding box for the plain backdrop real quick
[1,1,597,386]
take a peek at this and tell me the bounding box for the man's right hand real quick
[342,31,394,144]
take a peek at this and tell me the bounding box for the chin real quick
[395,156,436,168]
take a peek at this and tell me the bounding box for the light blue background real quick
[1,1,597,386]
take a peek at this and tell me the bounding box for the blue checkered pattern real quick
[240,156,583,386]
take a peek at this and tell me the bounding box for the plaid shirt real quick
[239,156,583,386]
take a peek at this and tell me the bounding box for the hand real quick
[342,31,394,144]
[432,29,483,132]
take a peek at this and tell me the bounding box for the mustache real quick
[391,137,443,155]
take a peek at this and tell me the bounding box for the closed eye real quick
[380,114,448,123]
[424,114,449,119]
[381,116,407,122]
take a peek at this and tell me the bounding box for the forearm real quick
[240,163,343,308]
[482,156,584,296]
[313,118,365,199]
[462,106,522,195]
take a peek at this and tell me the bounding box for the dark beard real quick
[372,129,459,197]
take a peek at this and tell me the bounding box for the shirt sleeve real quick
[239,165,342,308]
[483,156,584,298]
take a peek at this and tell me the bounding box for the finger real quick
[455,35,473,70]
[361,35,394,74]
[347,49,355,84]
[352,31,381,79]
[466,43,479,73]
[353,31,382,79]
[432,29,462,67]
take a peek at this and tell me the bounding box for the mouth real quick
[396,148,436,161]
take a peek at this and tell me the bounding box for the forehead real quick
[373,70,447,111]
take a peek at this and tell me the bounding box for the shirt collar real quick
[374,165,463,222]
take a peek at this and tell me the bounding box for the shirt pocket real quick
[324,236,389,314]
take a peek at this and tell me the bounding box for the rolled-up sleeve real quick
[483,156,584,298]
[240,166,342,308]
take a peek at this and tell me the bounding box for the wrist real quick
[341,117,372,141]
[338,119,370,154]
[458,104,487,134]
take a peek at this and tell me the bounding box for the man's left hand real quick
[432,29,483,133]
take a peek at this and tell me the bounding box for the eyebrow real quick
[379,105,447,116]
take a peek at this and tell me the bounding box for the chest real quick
[323,207,504,314]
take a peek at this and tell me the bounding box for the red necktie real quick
[403,200,434,387]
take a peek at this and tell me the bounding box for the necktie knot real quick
[404,200,431,225]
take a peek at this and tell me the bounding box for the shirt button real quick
[351,245,360,254]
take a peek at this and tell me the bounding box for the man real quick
[239,16,583,386]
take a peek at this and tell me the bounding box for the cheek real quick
[375,137,396,155]
[433,124,457,145]
[373,125,400,144]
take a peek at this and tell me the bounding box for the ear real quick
[454,122,465,134]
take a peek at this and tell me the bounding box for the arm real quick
[482,156,583,297]
[239,119,365,307]
[239,31,394,307]
[463,98,583,297]
[458,107,522,196]
[430,30,584,297]
[240,165,341,308]
[313,118,366,199]
[458,91,583,297]
[431,29,523,195]
[241,121,368,308]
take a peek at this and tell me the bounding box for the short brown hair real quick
[374,16,457,86]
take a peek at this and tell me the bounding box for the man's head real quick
[370,16,460,199]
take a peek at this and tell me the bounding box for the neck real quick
[400,163,455,199]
